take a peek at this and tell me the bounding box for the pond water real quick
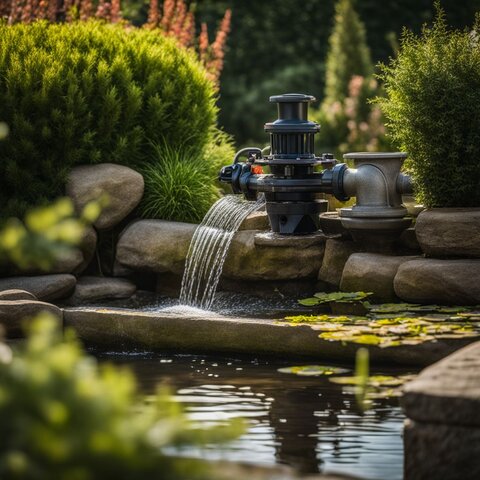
[99,350,408,480]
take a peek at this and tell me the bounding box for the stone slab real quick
[404,419,480,480]
[0,275,76,301]
[394,258,480,305]
[0,300,63,337]
[402,341,480,427]
[415,208,480,258]
[0,290,37,301]
[67,276,137,304]
[340,253,419,302]
[63,308,479,367]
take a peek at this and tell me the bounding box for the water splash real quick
[179,194,265,309]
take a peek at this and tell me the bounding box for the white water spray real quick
[179,194,265,309]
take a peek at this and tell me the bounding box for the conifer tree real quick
[324,0,373,104]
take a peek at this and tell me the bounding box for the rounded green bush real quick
[0,20,219,219]
[378,11,480,207]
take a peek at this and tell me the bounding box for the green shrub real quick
[0,20,218,219]
[378,9,480,207]
[0,315,242,479]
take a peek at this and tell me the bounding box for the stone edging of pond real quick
[63,307,480,367]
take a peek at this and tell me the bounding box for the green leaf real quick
[278,365,350,376]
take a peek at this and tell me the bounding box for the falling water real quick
[179,194,265,310]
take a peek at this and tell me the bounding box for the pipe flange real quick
[332,163,350,202]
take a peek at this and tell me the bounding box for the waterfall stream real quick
[179,194,265,310]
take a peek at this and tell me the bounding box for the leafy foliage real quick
[0,20,218,219]
[0,197,103,271]
[378,7,480,207]
[278,365,350,376]
[0,315,242,479]
[140,143,222,223]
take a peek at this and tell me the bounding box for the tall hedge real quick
[0,20,218,219]
[378,10,480,207]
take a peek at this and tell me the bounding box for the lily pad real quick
[278,365,350,376]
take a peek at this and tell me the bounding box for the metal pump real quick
[219,93,413,236]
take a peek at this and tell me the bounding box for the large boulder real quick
[318,238,357,288]
[0,275,76,301]
[67,163,144,230]
[67,276,136,304]
[116,220,325,282]
[341,253,420,302]
[0,300,63,337]
[116,220,197,275]
[0,289,37,301]
[222,231,325,281]
[394,258,480,305]
[415,208,480,258]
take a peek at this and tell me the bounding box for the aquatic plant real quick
[298,291,373,307]
[284,304,480,348]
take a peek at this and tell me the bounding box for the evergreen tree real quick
[324,0,373,104]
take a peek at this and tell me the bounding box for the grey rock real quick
[415,208,480,258]
[223,230,325,281]
[404,419,480,480]
[116,220,197,275]
[0,289,37,301]
[402,341,480,427]
[73,226,97,275]
[67,163,144,230]
[394,258,480,305]
[116,221,325,282]
[341,253,419,302]
[0,275,76,301]
[0,300,63,337]
[64,307,479,367]
[238,211,270,231]
[68,276,136,303]
[318,238,357,288]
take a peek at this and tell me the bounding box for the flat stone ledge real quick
[0,300,63,337]
[63,308,479,367]
[402,341,480,427]
[254,231,327,248]
[0,275,76,301]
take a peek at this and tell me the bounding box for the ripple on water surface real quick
[100,352,407,480]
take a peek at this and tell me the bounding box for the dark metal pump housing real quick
[219,93,412,236]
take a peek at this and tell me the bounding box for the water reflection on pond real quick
[98,352,408,480]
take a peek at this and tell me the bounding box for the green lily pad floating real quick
[298,291,373,307]
[285,314,352,324]
[330,374,413,387]
[278,365,350,376]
